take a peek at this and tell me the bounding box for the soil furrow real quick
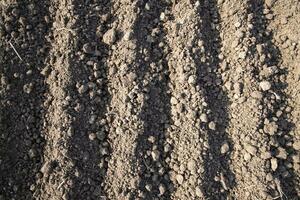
[197,0,236,198]
[217,0,275,198]
[0,0,299,199]
[248,0,299,198]
[104,0,143,199]
[35,0,79,198]
[268,0,300,197]
[65,0,111,198]
[132,1,172,199]
[0,1,52,199]
[165,1,217,199]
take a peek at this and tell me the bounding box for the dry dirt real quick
[0,0,300,199]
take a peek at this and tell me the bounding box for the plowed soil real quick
[1,0,300,199]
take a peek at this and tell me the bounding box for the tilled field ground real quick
[0,0,300,199]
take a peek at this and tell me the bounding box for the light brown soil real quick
[0,0,299,199]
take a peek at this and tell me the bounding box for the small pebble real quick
[151,150,160,161]
[195,186,203,197]
[176,174,184,185]
[234,21,241,28]
[188,75,197,85]
[271,158,278,171]
[265,0,275,7]
[200,113,208,123]
[78,84,88,94]
[123,30,132,41]
[88,133,97,141]
[103,28,116,45]
[261,151,272,160]
[187,160,196,171]
[145,184,152,191]
[293,141,300,151]
[208,121,216,130]
[244,152,252,161]
[233,82,243,95]
[244,143,257,155]
[83,43,93,54]
[221,142,230,154]
[259,81,271,91]
[159,184,166,195]
[276,147,287,160]
[160,12,166,21]
[263,121,278,135]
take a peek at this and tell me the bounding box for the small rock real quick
[244,144,257,155]
[221,142,230,154]
[208,121,216,130]
[83,43,93,54]
[123,30,132,41]
[158,184,166,195]
[170,97,178,105]
[145,184,152,191]
[200,113,208,123]
[145,3,150,10]
[188,75,197,85]
[261,151,272,160]
[238,51,247,59]
[40,162,51,174]
[96,131,106,141]
[160,12,166,21]
[265,0,275,7]
[100,147,109,156]
[263,121,278,135]
[259,81,271,91]
[244,152,252,161]
[88,133,97,141]
[26,70,33,75]
[271,158,278,171]
[176,174,184,185]
[151,150,160,161]
[89,115,97,124]
[234,21,241,28]
[293,141,300,151]
[103,28,116,45]
[195,186,203,197]
[187,160,196,171]
[265,14,273,20]
[78,84,88,94]
[23,83,33,94]
[233,82,243,95]
[251,91,263,99]
[28,148,36,158]
[67,127,74,137]
[276,147,287,160]
[224,81,232,91]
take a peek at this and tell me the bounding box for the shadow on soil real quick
[248,1,298,199]
[67,0,111,199]
[0,1,52,199]
[196,0,236,199]
[133,0,172,199]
